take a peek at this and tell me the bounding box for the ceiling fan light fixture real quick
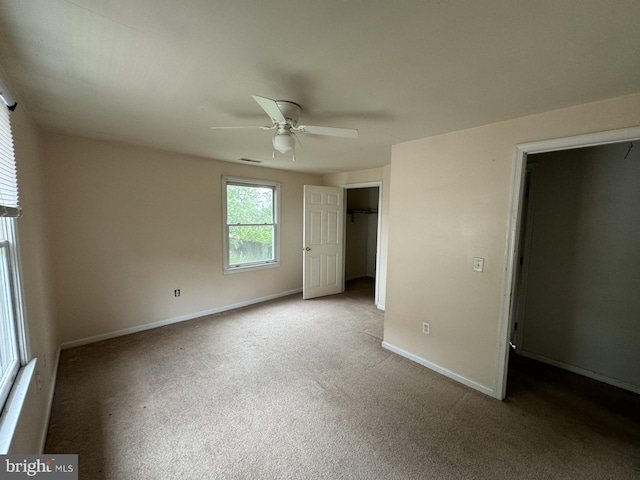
[273,133,295,154]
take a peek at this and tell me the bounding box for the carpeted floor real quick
[45,282,640,479]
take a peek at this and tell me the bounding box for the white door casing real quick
[496,126,640,400]
[303,185,344,299]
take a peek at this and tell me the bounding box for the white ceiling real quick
[0,0,639,174]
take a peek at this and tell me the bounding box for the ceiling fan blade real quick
[252,95,286,124]
[295,125,358,138]
[210,125,274,131]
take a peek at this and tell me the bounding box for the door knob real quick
[304,247,311,251]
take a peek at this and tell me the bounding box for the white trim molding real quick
[222,176,281,274]
[520,350,640,395]
[495,126,640,400]
[382,341,496,398]
[61,288,302,350]
[39,347,61,453]
[341,181,383,307]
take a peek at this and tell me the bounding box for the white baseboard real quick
[376,304,385,311]
[519,350,640,395]
[38,346,61,453]
[61,288,302,350]
[382,341,497,398]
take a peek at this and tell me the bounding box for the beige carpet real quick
[45,283,640,479]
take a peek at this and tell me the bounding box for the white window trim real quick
[0,358,36,454]
[0,88,33,452]
[3,219,29,362]
[0,218,33,454]
[0,239,19,405]
[222,176,281,274]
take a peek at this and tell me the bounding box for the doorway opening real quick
[497,126,640,400]
[344,184,381,305]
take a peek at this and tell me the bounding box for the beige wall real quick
[384,93,640,396]
[323,167,383,187]
[323,166,390,309]
[4,85,59,451]
[7,77,639,454]
[43,133,321,345]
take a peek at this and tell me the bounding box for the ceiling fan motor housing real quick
[275,101,301,126]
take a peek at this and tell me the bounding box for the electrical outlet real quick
[422,322,430,335]
[174,289,181,297]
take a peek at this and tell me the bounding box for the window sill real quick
[224,261,280,275]
[0,358,37,454]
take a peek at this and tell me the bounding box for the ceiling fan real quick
[211,95,358,160]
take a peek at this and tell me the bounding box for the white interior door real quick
[303,185,344,300]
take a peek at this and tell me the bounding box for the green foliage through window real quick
[226,183,276,265]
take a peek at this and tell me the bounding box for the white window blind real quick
[0,104,19,217]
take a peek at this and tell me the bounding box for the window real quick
[0,218,21,410]
[0,91,25,415]
[222,176,280,273]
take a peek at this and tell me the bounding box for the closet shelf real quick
[347,209,378,222]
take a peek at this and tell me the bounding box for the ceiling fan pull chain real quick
[292,131,303,150]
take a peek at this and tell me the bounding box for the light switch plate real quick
[473,257,484,272]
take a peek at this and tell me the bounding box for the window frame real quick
[0,86,35,452]
[222,176,281,274]
[0,217,28,412]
